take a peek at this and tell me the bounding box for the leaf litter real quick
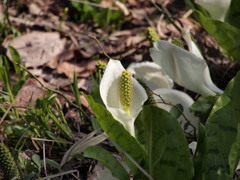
[0,0,240,179]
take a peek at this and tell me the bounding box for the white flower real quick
[100,59,148,137]
[127,61,173,90]
[150,40,223,96]
[195,0,231,22]
[153,88,198,134]
[182,27,203,59]
[127,61,198,134]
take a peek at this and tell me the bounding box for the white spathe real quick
[150,40,223,96]
[100,59,148,137]
[182,27,203,58]
[127,61,173,90]
[153,88,198,134]
[195,0,231,22]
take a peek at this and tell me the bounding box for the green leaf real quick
[45,158,62,171]
[195,10,240,61]
[217,169,232,180]
[193,123,207,180]
[84,146,129,180]
[85,95,147,173]
[229,124,240,176]
[140,105,194,180]
[9,46,21,77]
[170,104,183,119]
[225,0,240,29]
[32,154,41,170]
[190,96,217,118]
[205,72,240,179]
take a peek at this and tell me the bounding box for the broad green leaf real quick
[193,123,207,180]
[225,0,240,29]
[229,124,240,176]
[140,105,194,180]
[190,96,217,118]
[195,10,240,61]
[85,95,147,172]
[90,84,104,106]
[217,169,232,180]
[84,146,129,180]
[205,72,240,179]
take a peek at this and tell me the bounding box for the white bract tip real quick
[100,59,148,137]
[153,88,199,134]
[195,0,231,22]
[182,27,203,58]
[150,40,223,96]
[127,61,173,90]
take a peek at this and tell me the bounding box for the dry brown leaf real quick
[57,62,84,79]
[115,1,129,16]
[126,35,145,47]
[15,78,46,107]
[29,3,43,15]
[57,60,97,79]
[47,49,75,69]
[3,31,66,68]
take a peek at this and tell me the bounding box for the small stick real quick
[151,0,182,34]
[154,92,197,137]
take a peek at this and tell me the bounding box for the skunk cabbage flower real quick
[150,40,223,96]
[127,62,198,133]
[182,27,203,58]
[153,88,198,134]
[127,61,173,90]
[195,0,231,22]
[100,59,148,137]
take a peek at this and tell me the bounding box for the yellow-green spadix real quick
[100,59,148,137]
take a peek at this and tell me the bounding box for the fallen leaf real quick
[56,60,97,79]
[47,49,75,69]
[3,31,66,67]
[15,78,46,107]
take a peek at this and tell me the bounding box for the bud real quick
[147,27,160,45]
[137,78,156,105]
[172,37,184,49]
[120,70,133,115]
[96,61,107,77]
[0,143,20,180]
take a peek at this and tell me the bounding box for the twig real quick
[88,34,112,59]
[0,103,13,125]
[153,92,196,137]
[31,137,71,144]
[43,141,47,177]
[68,0,118,10]
[151,0,182,34]
[0,104,30,110]
[41,170,80,180]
